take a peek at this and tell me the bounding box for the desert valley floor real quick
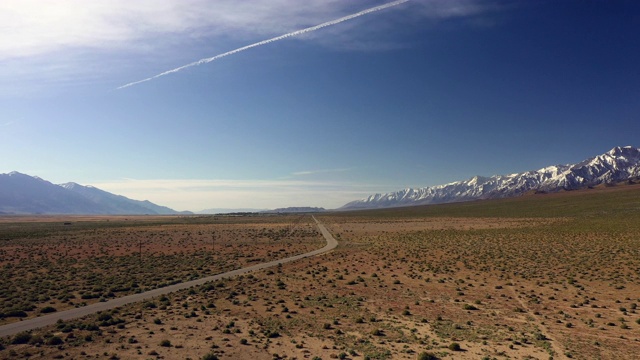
[1,184,640,359]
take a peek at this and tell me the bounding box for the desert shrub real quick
[417,353,439,360]
[40,306,57,313]
[534,332,547,341]
[28,335,43,345]
[143,301,157,309]
[97,312,112,322]
[160,339,171,347]
[201,353,219,360]
[448,342,461,351]
[6,310,28,318]
[46,336,64,346]
[12,332,32,344]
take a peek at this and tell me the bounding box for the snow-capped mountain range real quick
[341,146,640,210]
[0,172,188,215]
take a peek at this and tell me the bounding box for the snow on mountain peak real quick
[341,146,640,210]
[608,146,625,155]
[60,182,78,190]
[5,171,45,182]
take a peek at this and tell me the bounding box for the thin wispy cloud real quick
[1,0,488,60]
[117,0,410,89]
[0,0,315,60]
[0,1,355,92]
[2,0,493,92]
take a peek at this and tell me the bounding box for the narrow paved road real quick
[0,216,337,338]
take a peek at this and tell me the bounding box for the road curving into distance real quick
[0,215,337,338]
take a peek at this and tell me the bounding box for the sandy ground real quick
[1,214,640,359]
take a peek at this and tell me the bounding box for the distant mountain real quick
[0,172,189,215]
[341,146,640,210]
[60,182,187,215]
[197,208,268,214]
[264,207,326,213]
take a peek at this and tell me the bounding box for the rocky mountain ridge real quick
[341,146,640,210]
[0,172,187,215]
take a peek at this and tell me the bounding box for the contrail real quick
[118,0,410,89]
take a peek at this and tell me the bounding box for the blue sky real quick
[2,0,639,211]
